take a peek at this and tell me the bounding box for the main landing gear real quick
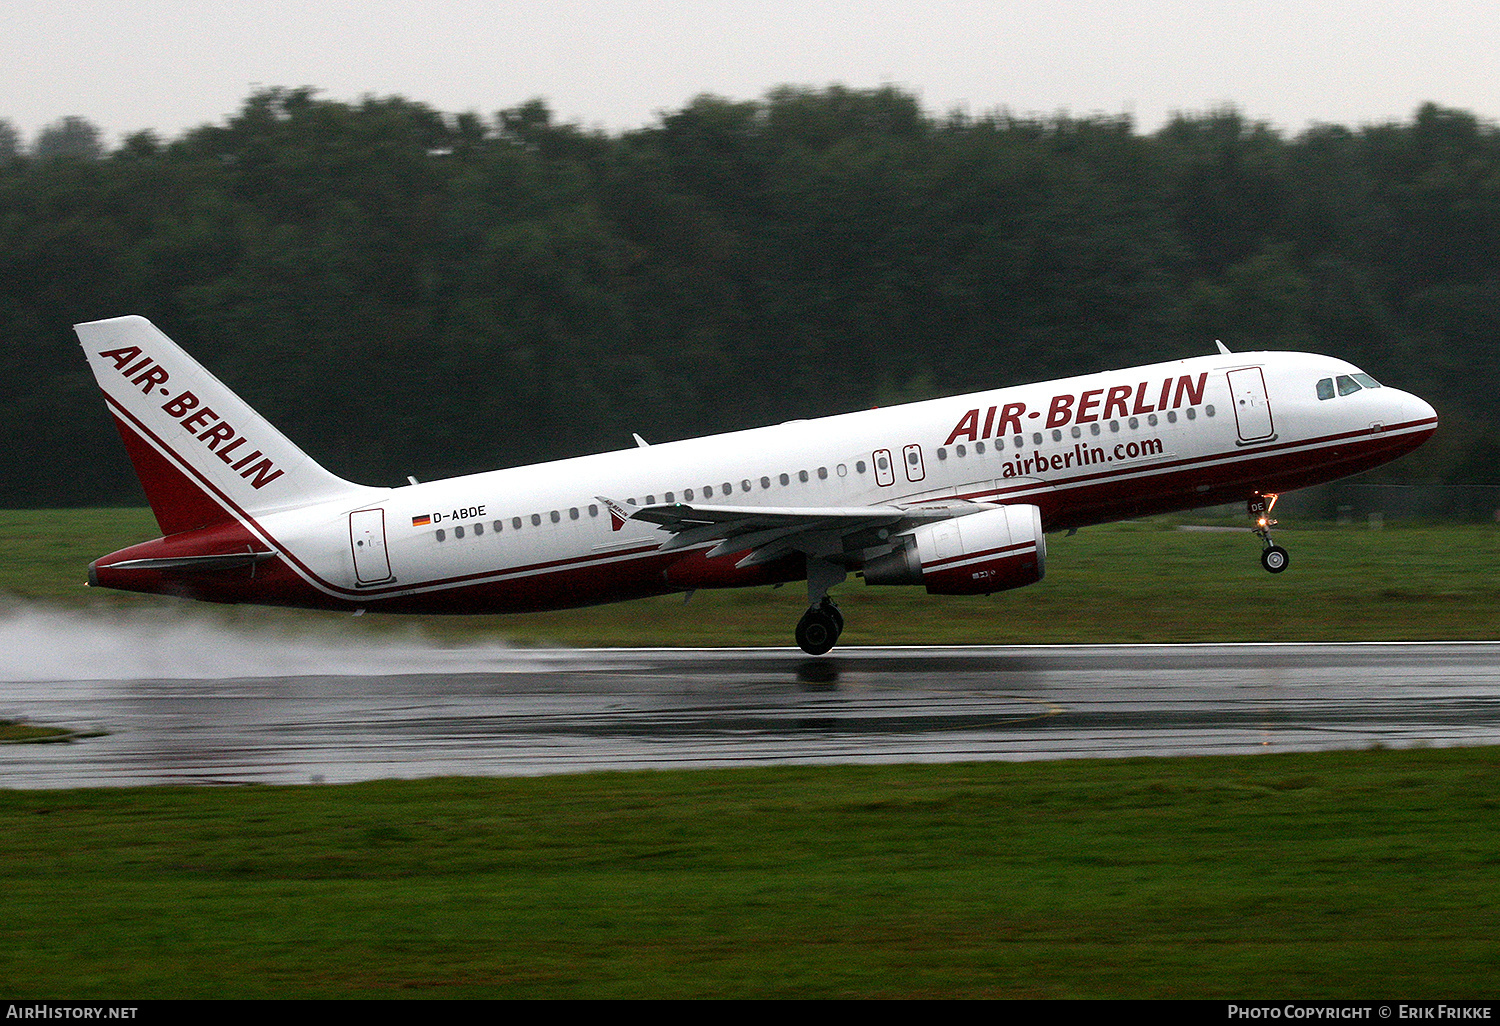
[796,598,844,656]
[1248,493,1289,573]
[796,556,848,655]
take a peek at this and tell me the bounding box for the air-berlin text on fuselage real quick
[944,372,1209,446]
[97,346,284,489]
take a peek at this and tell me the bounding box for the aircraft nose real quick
[1404,392,1438,429]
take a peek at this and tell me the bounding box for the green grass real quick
[6,510,1499,997]
[2,749,1498,998]
[0,720,80,742]
[8,508,1500,645]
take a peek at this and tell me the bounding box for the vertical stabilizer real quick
[76,316,374,535]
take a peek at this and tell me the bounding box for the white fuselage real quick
[104,348,1427,614]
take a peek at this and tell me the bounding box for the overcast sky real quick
[5,1,1499,145]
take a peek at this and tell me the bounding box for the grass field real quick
[3,510,1499,998]
[5,507,1499,645]
[3,750,1499,999]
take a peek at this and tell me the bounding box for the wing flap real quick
[600,497,1002,566]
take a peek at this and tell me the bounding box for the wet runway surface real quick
[5,642,1500,787]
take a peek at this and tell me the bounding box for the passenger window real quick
[685,488,695,500]
[798,470,809,483]
[530,514,541,526]
[455,525,465,539]
[761,476,772,488]
[704,485,713,497]
[816,468,827,480]
[512,517,522,530]
[569,508,579,520]
[854,462,866,474]
[1317,377,1336,400]
[435,529,446,542]
[473,523,483,536]
[493,521,503,533]
[549,511,560,523]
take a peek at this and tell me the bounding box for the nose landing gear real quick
[1249,493,1289,573]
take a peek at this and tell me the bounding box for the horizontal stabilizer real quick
[101,551,276,573]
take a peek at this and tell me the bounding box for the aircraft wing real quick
[599,496,992,567]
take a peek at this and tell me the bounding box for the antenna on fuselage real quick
[1215,339,1232,355]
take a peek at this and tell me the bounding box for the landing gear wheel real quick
[1261,545,1289,574]
[1248,493,1288,575]
[796,607,840,655]
[820,597,844,635]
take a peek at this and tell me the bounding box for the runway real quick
[5,638,1500,788]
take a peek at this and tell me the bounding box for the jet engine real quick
[862,504,1045,595]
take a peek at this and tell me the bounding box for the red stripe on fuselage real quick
[95,388,1436,613]
[956,418,1436,530]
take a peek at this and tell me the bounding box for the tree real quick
[0,119,19,162]
[33,116,104,159]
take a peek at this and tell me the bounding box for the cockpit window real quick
[1319,371,1382,400]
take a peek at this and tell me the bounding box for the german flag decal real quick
[411,514,432,527]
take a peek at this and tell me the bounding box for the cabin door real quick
[1227,367,1276,443]
[349,508,393,584]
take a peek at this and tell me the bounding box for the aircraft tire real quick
[796,607,840,656]
[820,598,845,635]
[1261,545,1290,574]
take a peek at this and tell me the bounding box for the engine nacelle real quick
[862,505,1046,595]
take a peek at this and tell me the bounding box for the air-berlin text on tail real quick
[945,372,1209,445]
[97,346,284,489]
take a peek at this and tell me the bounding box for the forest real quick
[2,86,1496,516]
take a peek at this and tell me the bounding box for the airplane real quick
[77,315,1437,655]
